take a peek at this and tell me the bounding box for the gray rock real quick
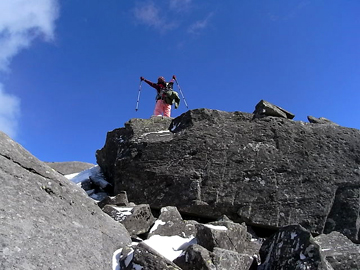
[96,116,173,183]
[173,244,216,270]
[258,225,329,270]
[308,116,339,125]
[0,131,131,270]
[96,108,360,240]
[130,241,182,270]
[45,161,95,175]
[315,231,360,270]
[323,185,360,242]
[212,248,255,270]
[102,204,155,236]
[196,221,249,253]
[253,100,295,119]
[148,206,198,238]
[98,191,130,209]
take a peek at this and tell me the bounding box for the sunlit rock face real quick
[97,108,360,242]
[0,131,131,270]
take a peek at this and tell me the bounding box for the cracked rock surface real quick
[97,108,360,242]
[0,131,131,270]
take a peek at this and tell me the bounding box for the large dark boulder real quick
[258,225,328,270]
[0,132,131,269]
[96,108,360,241]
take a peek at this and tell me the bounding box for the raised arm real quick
[140,77,158,89]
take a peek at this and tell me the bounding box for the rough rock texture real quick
[96,108,360,242]
[258,225,327,270]
[212,248,255,270]
[46,161,95,175]
[253,100,295,119]
[323,185,360,242]
[96,116,173,183]
[148,206,198,238]
[0,132,131,270]
[174,245,255,270]
[314,231,360,270]
[196,221,248,253]
[102,204,155,236]
[130,242,182,270]
[307,116,339,126]
[174,244,216,270]
[98,191,132,209]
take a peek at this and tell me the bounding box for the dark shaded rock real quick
[45,161,95,175]
[323,185,360,243]
[102,204,155,236]
[173,244,216,270]
[96,108,360,240]
[0,131,131,269]
[79,178,93,191]
[212,248,255,270]
[308,116,339,125]
[96,117,173,183]
[98,191,131,209]
[253,100,295,119]
[314,231,360,270]
[258,225,328,270]
[196,221,249,253]
[148,206,198,238]
[130,241,182,270]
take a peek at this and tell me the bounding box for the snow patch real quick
[112,248,122,270]
[66,165,100,183]
[132,264,143,270]
[143,235,195,261]
[112,207,133,221]
[204,224,228,231]
[65,172,78,179]
[149,220,166,233]
[140,130,171,137]
[170,121,181,132]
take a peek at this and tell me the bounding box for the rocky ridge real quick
[97,102,360,243]
[2,100,360,269]
[93,100,360,269]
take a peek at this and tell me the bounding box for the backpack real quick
[156,82,173,101]
[157,82,180,108]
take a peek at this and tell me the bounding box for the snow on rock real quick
[143,235,196,261]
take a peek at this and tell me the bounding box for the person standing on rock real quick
[140,75,178,118]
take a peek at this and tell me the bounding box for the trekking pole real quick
[135,78,142,111]
[173,75,189,108]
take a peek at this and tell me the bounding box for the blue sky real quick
[0,0,359,164]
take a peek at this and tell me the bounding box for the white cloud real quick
[0,0,59,71]
[169,0,192,11]
[188,12,214,34]
[133,1,215,35]
[133,1,177,32]
[0,0,59,138]
[0,84,20,138]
